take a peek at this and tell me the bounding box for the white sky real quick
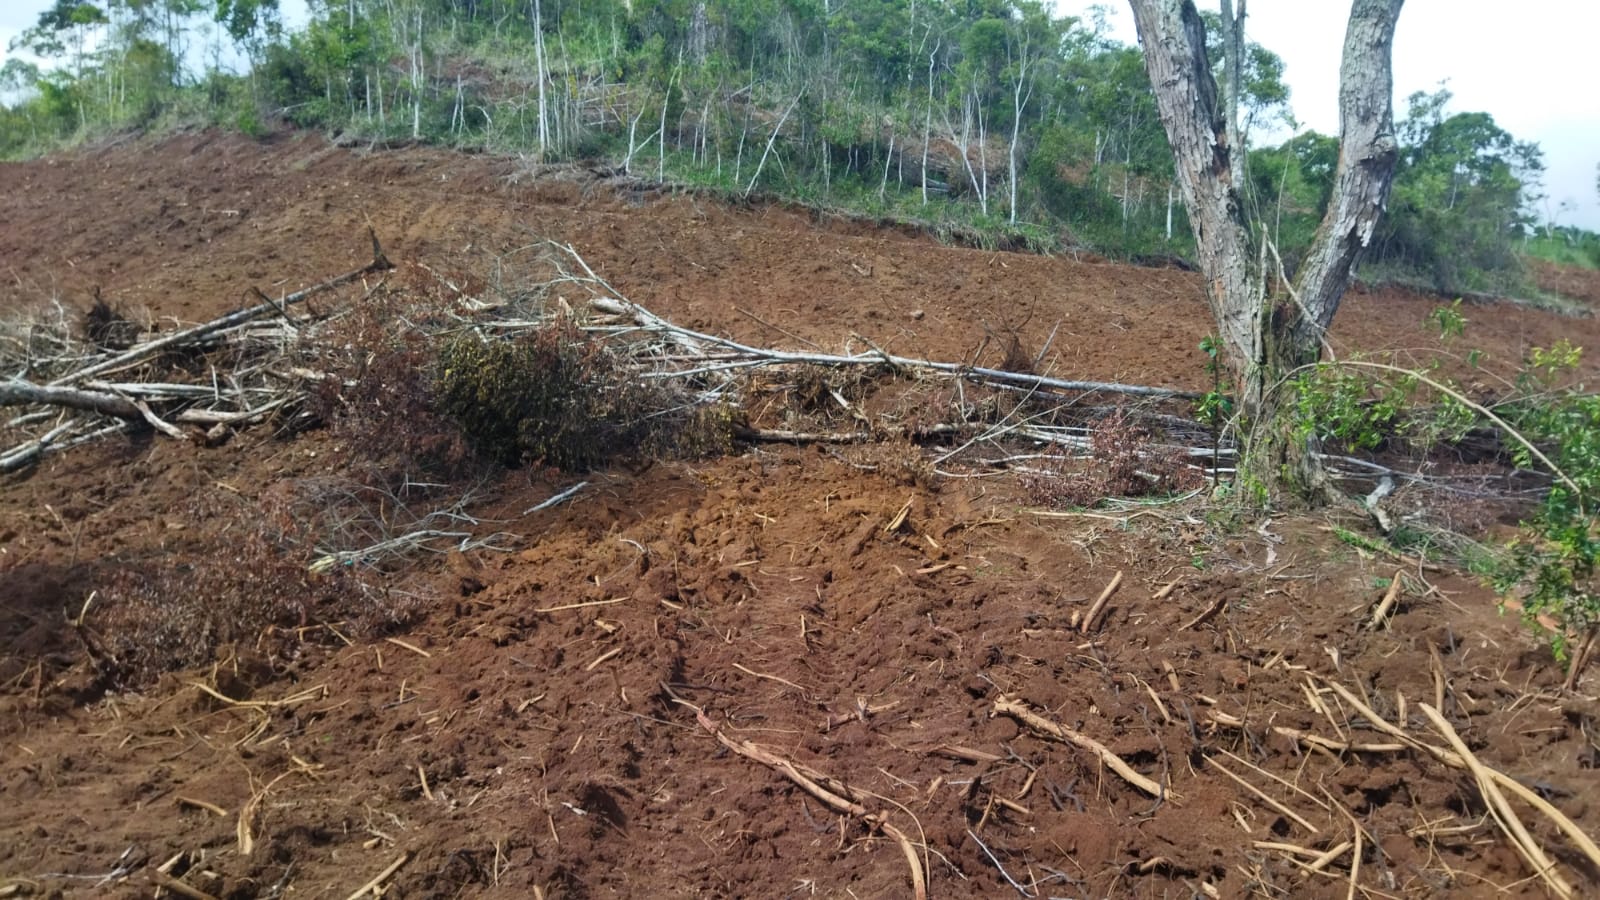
[4,0,1597,229]
[1059,1,1600,231]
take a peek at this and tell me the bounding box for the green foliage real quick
[1194,335,1234,429]
[1429,298,1467,341]
[1489,343,1600,665]
[435,318,647,470]
[1371,89,1544,293]
[1293,364,1405,451]
[0,0,1566,282]
[1248,131,1336,268]
[1523,226,1600,271]
[1287,304,1600,676]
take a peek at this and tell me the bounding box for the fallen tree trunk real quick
[556,239,1198,401]
[1,380,143,419]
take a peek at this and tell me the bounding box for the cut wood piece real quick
[0,380,142,418]
[1368,569,1405,629]
[1081,570,1125,633]
[691,707,926,900]
[994,694,1172,800]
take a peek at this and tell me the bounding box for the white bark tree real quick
[1006,34,1032,226]
[1127,0,1405,502]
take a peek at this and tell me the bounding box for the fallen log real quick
[1,380,143,419]
[559,240,1199,401]
[52,230,390,387]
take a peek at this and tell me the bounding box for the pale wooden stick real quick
[692,708,926,900]
[342,852,411,900]
[929,744,1002,764]
[1368,569,1405,629]
[190,682,325,709]
[585,647,623,671]
[1428,643,1447,712]
[1304,840,1354,874]
[1418,703,1573,899]
[175,795,228,817]
[1179,593,1229,632]
[1205,757,1319,834]
[1269,725,1404,755]
[994,695,1170,799]
[149,872,218,900]
[732,662,808,694]
[533,597,625,613]
[1152,576,1183,601]
[384,637,432,658]
[417,765,434,802]
[1215,747,1328,811]
[1080,570,1124,634]
[1253,840,1324,858]
[1324,680,1600,874]
[1346,824,1361,900]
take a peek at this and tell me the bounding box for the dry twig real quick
[994,695,1171,800]
[689,706,927,900]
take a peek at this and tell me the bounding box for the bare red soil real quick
[2,131,1598,899]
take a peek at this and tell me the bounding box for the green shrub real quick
[1290,313,1600,683]
[1489,341,1600,678]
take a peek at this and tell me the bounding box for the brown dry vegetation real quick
[2,132,1600,899]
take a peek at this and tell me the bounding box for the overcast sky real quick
[1058,1,1600,231]
[4,1,1597,229]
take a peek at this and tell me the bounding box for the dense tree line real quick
[1,0,1582,288]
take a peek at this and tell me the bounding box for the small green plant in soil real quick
[1194,335,1233,490]
[1487,341,1600,684]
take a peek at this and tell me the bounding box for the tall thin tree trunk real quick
[1165,182,1174,241]
[922,42,937,205]
[880,132,895,201]
[1008,58,1029,226]
[532,0,549,158]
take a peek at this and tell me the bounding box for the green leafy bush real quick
[1490,341,1600,678]
[1289,310,1600,684]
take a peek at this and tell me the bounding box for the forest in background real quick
[3,0,1597,295]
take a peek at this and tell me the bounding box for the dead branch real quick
[0,421,122,474]
[691,706,927,900]
[592,289,1198,400]
[994,694,1173,800]
[556,241,1196,401]
[1214,679,1600,882]
[1,380,143,419]
[54,231,390,387]
[1080,570,1125,633]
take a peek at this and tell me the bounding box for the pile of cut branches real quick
[1,233,1222,497]
[0,231,394,473]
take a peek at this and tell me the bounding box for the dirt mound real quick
[2,133,1598,899]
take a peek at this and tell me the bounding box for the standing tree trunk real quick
[532,0,550,159]
[1127,0,1404,504]
[1007,48,1031,226]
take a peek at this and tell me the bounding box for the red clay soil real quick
[2,131,1599,899]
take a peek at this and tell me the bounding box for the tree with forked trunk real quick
[1127,0,1405,503]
